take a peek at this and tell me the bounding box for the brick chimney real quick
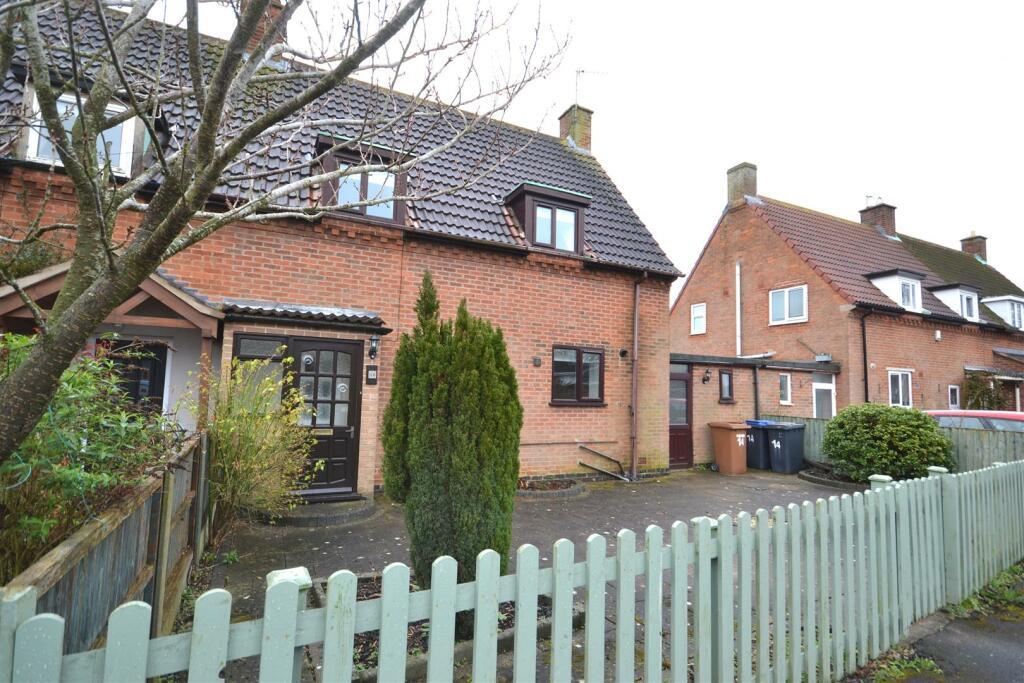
[961,231,987,260]
[559,105,593,151]
[243,0,287,53]
[860,201,897,236]
[726,162,757,206]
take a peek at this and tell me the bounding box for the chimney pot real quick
[960,232,988,260]
[243,0,287,53]
[559,105,593,151]
[860,201,897,236]
[726,162,757,205]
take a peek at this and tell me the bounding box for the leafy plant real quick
[963,372,1011,410]
[382,272,523,592]
[196,354,316,532]
[0,334,175,583]
[822,404,954,482]
[872,656,942,683]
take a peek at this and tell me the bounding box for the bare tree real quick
[0,0,561,462]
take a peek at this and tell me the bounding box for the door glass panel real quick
[335,378,350,398]
[670,362,689,375]
[814,388,834,419]
[317,377,333,400]
[298,403,312,426]
[299,376,314,401]
[318,351,334,374]
[336,352,351,376]
[334,403,349,427]
[314,402,331,426]
[300,351,316,374]
[670,378,688,425]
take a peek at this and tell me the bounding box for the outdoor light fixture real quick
[368,334,380,360]
[702,368,712,384]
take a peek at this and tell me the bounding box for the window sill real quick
[768,318,809,327]
[549,400,607,408]
[718,399,735,405]
[779,401,793,406]
[690,331,706,336]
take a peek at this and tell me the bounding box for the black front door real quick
[292,338,363,499]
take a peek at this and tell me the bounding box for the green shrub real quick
[822,404,954,482]
[199,354,316,531]
[382,272,523,588]
[0,334,175,583]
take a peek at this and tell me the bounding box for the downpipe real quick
[629,272,648,481]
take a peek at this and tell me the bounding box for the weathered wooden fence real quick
[2,460,1023,682]
[763,414,1024,471]
[0,435,211,663]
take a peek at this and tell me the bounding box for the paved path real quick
[912,612,1024,681]
[220,469,844,613]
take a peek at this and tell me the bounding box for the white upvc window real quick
[779,373,792,405]
[1012,301,1024,329]
[888,369,913,408]
[769,284,808,325]
[960,291,979,321]
[899,279,920,312]
[948,384,961,409]
[25,92,135,174]
[690,303,706,335]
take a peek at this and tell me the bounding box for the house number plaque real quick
[366,364,378,386]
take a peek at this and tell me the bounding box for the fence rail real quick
[762,414,1024,471]
[0,436,210,664]
[2,460,1023,682]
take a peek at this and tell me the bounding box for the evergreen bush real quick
[382,272,522,586]
[822,403,955,482]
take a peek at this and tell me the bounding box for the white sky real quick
[154,1,1024,300]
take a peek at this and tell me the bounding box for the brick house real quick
[669,163,1024,466]
[0,7,679,500]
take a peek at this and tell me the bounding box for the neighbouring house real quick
[669,163,1024,466]
[0,6,678,500]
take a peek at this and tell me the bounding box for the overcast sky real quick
[156,1,1024,300]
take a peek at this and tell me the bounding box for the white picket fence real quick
[2,461,1023,682]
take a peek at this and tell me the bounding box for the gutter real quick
[629,271,648,481]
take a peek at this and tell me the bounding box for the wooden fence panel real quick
[6,460,1024,683]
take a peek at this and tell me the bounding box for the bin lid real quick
[767,422,805,431]
[708,421,749,430]
[745,419,776,427]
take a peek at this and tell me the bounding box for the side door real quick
[292,338,363,499]
[669,361,694,468]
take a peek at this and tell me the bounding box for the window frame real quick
[768,284,809,325]
[948,384,961,410]
[960,291,979,321]
[319,141,407,225]
[505,183,590,256]
[531,202,580,252]
[25,92,136,175]
[899,278,921,312]
[690,302,707,335]
[811,374,836,418]
[718,369,735,404]
[779,372,792,405]
[1011,301,1024,329]
[888,369,914,408]
[550,345,605,406]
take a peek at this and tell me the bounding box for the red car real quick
[926,409,1024,433]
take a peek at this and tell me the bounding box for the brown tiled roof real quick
[749,196,961,317]
[0,6,679,277]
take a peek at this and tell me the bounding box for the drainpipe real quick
[860,310,873,403]
[735,261,743,356]
[753,364,761,420]
[630,272,648,481]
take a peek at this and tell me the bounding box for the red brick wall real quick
[1,166,673,486]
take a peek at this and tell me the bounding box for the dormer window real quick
[26,92,136,174]
[960,291,978,320]
[319,137,405,223]
[900,279,920,310]
[867,269,926,313]
[929,283,982,322]
[981,295,1024,330]
[505,182,591,255]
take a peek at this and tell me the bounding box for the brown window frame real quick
[504,183,590,256]
[529,201,581,252]
[719,369,735,404]
[318,139,407,225]
[550,345,605,406]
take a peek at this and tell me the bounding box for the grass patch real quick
[947,562,1024,618]
[872,656,942,682]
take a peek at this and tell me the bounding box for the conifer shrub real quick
[822,403,954,482]
[382,272,523,586]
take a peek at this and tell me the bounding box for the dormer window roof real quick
[928,283,982,322]
[982,295,1024,331]
[866,269,926,313]
[505,182,591,255]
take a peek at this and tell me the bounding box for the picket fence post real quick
[264,567,312,683]
[0,587,38,683]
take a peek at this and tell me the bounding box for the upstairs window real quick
[320,143,404,223]
[960,291,979,321]
[769,284,808,325]
[690,303,707,335]
[899,279,920,311]
[551,346,604,405]
[504,182,590,255]
[26,93,135,174]
[1012,301,1024,329]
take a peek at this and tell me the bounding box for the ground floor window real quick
[108,340,169,412]
[889,370,913,407]
[779,373,792,405]
[719,369,734,403]
[551,346,604,404]
[948,384,961,409]
[812,372,836,418]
